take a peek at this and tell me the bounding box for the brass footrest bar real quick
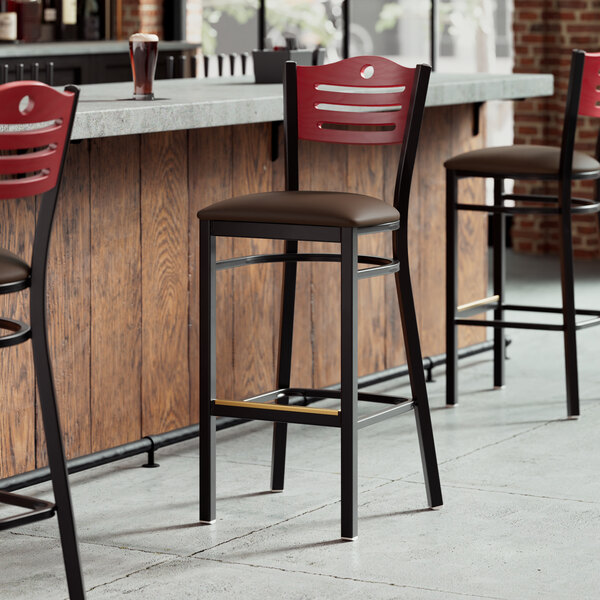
[0,490,56,530]
[358,400,414,429]
[212,400,341,427]
[457,295,500,318]
[455,318,564,331]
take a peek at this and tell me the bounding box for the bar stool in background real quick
[0,82,85,598]
[445,49,600,417]
[197,56,442,540]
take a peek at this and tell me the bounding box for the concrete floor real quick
[2,250,600,599]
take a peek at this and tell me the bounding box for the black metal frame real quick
[0,85,85,599]
[198,60,442,540]
[446,49,600,418]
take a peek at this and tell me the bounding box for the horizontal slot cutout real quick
[315,84,406,94]
[320,122,396,132]
[315,102,402,113]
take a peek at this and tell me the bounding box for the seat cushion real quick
[197,191,399,228]
[0,248,30,285]
[444,144,600,178]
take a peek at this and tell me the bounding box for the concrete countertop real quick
[70,72,554,140]
[0,40,200,58]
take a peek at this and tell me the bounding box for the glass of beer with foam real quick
[129,33,159,100]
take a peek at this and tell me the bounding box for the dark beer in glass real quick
[129,33,159,100]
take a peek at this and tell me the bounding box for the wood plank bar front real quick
[0,104,486,478]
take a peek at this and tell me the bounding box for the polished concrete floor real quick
[2,250,600,599]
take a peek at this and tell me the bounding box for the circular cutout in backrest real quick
[360,65,375,80]
[18,95,35,116]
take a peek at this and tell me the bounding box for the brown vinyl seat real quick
[0,248,30,286]
[445,144,600,178]
[196,190,400,228]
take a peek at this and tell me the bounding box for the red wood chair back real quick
[0,81,77,199]
[295,56,417,145]
[578,51,600,118]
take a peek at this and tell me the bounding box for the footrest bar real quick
[457,295,499,318]
[503,304,600,316]
[576,316,600,330]
[212,400,341,427]
[0,490,56,531]
[455,318,563,331]
[358,400,414,429]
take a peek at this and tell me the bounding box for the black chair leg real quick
[557,208,580,418]
[445,169,459,405]
[492,178,506,389]
[340,228,358,540]
[394,232,443,510]
[199,221,217,522]
[271,241,299,492]
[30,294,85,599]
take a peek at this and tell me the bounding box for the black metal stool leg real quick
[340,228,358,540]
[199,221,217,522]
[557,199,580,418]
[493,178,506,389]
[271,240,299,492]
[446,169,459,405]
[394,231,443,509]
[30,288,85,599]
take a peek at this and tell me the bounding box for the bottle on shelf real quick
[14,0,42,42]
[58,0,77,40]
[0,0,18,43]
[39,0,57,41]
[79,0,102,41]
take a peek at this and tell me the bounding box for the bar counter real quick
[0,73,552,479]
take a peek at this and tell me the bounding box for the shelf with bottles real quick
[0,0,108,43]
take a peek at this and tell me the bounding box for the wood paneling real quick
[231,123,281,400]
[188,126,234,420]
[0,107,488,479]
[90,136,142,451]
[141,131,190,435]
[0,197,36,478]
[41,141,92,465]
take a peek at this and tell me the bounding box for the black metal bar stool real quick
[0,81,85,598]
[445,49,600,417]
[197,56,442,540]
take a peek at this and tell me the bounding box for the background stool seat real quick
[445,144,600,178]
[0,248,30,286]
[197,190,399,228]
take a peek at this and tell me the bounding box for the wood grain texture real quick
[231,123,281,400]
[90,135,142,451]
[0,106,489,478]
[414,107,454,357]
[300,140,347,390]
[382,144,408,370]
[453,105,488,348]
[141,131,190,435]
[38,141,92,466]
[347,144,387,378]
[188,126,234,420]
[0,197,36,478]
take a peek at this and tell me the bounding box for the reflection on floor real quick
[2,250,600,599]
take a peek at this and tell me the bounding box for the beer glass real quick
[129,33,159,100]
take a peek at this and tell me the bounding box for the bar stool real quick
[197,56,443,540]
[0,82,85,598]
[445,49,600,417]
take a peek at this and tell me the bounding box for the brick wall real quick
[512,0,600,259]
[121,0,163,39]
